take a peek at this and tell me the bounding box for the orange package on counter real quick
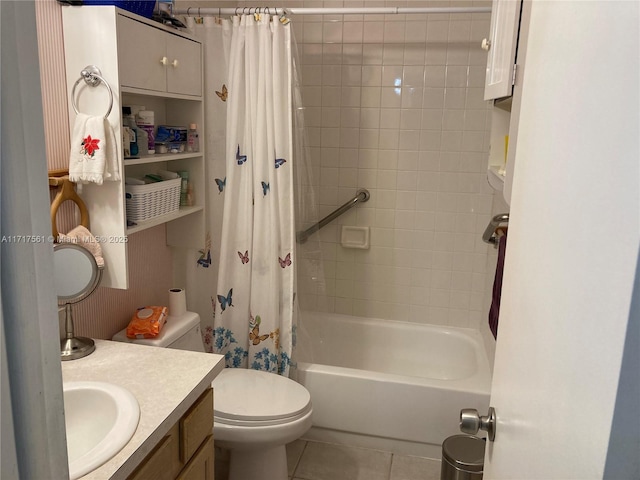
[126,306,168,339]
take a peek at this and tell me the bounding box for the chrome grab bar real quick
[297,189,370,244]
[482,213,510,247]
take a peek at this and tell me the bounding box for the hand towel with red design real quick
[69,113,120,185]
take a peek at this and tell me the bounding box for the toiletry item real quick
[122,107,139,156]
[144,173,163,183]
[137,127,149,156]
[156,125,187,143]
[168,288,187,316]
[157,170,180,180]
[136,110,155,154]
[126,306,168,339]
[187,123,199,152]
[186,183,194,207]
[122,127,132,158]
[179,171,189,206]
[156,125,187,154]
[125,177,146,185]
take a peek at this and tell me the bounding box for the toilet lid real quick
[212,369,311,424]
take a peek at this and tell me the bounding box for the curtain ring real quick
[186,7,191,15]
[217,7,220,17]
[234,7,239,15]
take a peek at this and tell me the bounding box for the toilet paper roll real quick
[168,288,187,316]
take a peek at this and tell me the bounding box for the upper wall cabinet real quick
[484,0,531,206]
[117,16,202,97]
[61,6,205,289]
[483,0,523,101]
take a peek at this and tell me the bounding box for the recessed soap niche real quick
[341,226,370,249]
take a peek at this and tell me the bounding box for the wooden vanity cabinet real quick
[128,388,214,480]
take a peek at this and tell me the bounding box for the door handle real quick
[460,407,496,441]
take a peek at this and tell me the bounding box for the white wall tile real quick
[341,86,362,106]
[379,129,400,149]
[340,148,359,168]
[362,43,384,64]
[359,128,380,148]
[304,22,323,43]
[404,20,427,42]
[363,21,384,43]
[379,108,400,128]
[382,44,405,65]
[360,108,380,128]
[324,21,344,43]
[403,45,427,65]
[342,43,364,63]
[382,65,404,86]
[401,87,424,109]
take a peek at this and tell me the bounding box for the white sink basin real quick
[63,381,140,479]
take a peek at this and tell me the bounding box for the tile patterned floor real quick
[215,440,442,480]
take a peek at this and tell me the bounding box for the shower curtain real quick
[191,14,296,376]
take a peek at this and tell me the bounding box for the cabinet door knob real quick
[171,59,179,68]
[481,38,491,51]
[160,56,168,66]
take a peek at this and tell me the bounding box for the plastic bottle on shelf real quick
[179,171,189,206]
[186,183,194,207]
[186,123,199,153]
[136,110,155,155]
[122,107,139,157]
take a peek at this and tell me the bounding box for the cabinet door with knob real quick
[117,15,202,97]
[166,33,202,96]
[483,0,522,100]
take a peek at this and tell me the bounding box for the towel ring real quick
[71,65,114,119]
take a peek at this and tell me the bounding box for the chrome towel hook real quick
[70,65,114,119]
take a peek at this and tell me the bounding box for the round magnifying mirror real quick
[54,243,103,360]
[54,243,101,304]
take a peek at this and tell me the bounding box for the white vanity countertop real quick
[62,339,225,480]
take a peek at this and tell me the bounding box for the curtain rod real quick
[175,6,491,16]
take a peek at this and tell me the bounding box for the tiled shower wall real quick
[286,1,496,329]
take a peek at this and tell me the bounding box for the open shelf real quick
[487,165,505,191]
[124,152,202,166]
[127,205,204,235]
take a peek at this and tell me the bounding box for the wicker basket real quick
[125,178,181,223]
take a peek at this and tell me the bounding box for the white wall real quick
[291,0,497,330]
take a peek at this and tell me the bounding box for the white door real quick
[483,1,639,478]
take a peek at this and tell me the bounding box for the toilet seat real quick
[212,369,312,427]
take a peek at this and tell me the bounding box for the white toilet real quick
[112,312,312,480]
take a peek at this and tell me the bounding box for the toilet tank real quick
[112,311,205,352]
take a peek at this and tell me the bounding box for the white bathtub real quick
[295,311,491,457]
